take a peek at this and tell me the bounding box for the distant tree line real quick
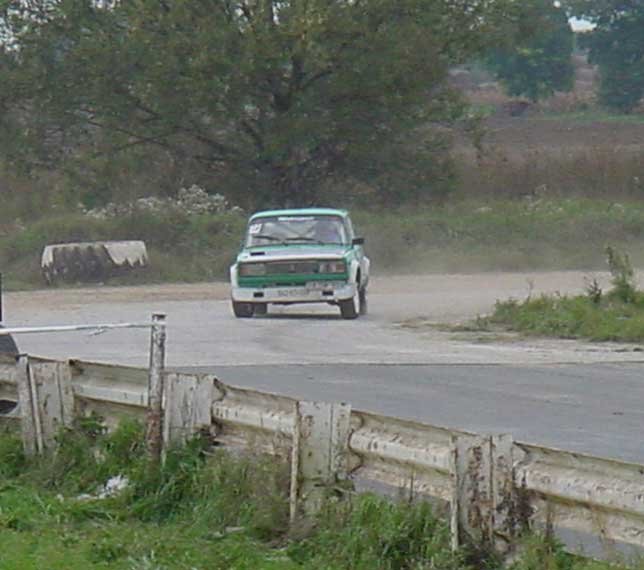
[570,0,644,112]
[485,0,644,113]
[0,0,642,213]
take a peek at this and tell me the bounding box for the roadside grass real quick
[482,294,644,342]
[0,210,247,289]
[0,423,642,570]
[353,198,644,274]
[6,198,644,289]
[478,247,644,343]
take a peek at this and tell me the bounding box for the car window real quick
[246,216,348,247]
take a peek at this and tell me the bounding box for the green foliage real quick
[605,245,636,303]
[507,534,574,570]
[24,415,146,494]
[483,247,644,342]
[487,293,644,342]
[571,2,644,112]
[484,0,574,101]
[0,0,523,208]
[0,429,25,478]
[8,199,644,289]
[0,425,641,569]
[0,209,247,288]
[288,494,463,569]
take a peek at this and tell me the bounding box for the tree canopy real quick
[1,0,524,208]
[567,0,644,112]
[484,0,574,102]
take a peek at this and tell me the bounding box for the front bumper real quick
[231,282,356,304]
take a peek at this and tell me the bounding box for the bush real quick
[605,245,636,304]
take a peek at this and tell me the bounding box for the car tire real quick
[232,301,254,318]
[339,288,360,320]
[359,288,368,316]
[254,303,268,316]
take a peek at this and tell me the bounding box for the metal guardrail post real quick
[163,372,214,447]
[146,313,167,463]
[450,434,516,553]
[290,401,352,522]
[450,435,494,551]
[15,357,75,455]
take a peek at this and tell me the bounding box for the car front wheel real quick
[232,301,254,318]
[359,288,368,315]
[339,288,361,319]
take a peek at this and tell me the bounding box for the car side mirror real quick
[352,237,365,246]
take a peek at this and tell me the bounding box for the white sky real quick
[569,17,595,32]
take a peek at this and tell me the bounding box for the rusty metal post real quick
[146,313,166,463]
[491,434,516,553]
[450,435,494,551]
[450,434,515,554]
[290,401,351,523]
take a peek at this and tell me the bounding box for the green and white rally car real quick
[230,208,370,319]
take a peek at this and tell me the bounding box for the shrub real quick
[605,245,636,304]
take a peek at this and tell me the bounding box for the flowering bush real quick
[83,185,239,219]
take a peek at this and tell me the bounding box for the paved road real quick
[190,362,644,463]
[5,272,644,462]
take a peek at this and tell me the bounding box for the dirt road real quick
[4,271,642,367]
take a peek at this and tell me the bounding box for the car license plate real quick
[306,282,331,291]
[276,289,305,298]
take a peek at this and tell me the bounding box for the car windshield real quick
[246,215,348,247]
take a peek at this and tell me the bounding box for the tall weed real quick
[606,246,637,303]
[288,494,463,570]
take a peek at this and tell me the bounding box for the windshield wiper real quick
[284,236,325,244]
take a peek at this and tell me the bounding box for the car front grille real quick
[265,261,319,274]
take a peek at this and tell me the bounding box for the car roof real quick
[250,208,348,221]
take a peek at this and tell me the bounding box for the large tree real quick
[0,0,519,208]
[484,0,574,102]
[568,0,644,112]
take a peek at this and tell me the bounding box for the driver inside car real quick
[313,220,343,244]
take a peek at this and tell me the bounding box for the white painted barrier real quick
[2,353,644,554]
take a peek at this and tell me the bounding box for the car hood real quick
[237,245,350,263]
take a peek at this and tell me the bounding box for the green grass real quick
[482,293,644,342]
[480,250,644,342]
[6,198,644,289]
[1,423,642,570]
[0,210,247,289]
[352,198,644,274]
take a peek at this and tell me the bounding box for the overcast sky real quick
[570,17,595,32]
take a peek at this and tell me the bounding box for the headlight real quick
[239,263,266,276]
[318,260,346,274]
